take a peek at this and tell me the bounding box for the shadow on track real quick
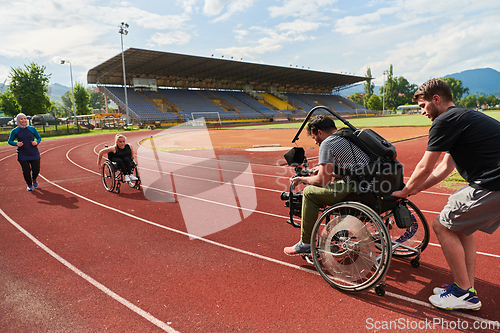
[31,188,79,209]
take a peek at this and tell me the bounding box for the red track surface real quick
[1,129,499,332]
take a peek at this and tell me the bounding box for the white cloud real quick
[177,0,199,14]
[276,19,323,34]
[0,0,194,84]
[333,6,400,35]
[216,22,318,60]
[234,29,249,41]
[203,0,255,22]
[268,0,338,18]
[1,0,500,88]
[203,0,230,16]
[361,6,500,84]
[147,31,192,46]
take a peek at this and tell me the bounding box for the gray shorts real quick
[438,185,500,236]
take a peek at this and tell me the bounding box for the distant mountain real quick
[444,68,500,96]
[339,68,500,97]
[47,83,70,103]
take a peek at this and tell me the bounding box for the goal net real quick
[190,112,221,127]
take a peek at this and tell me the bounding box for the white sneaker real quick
[433,283,453,295]
[433,283,477,296]
[123,175,130,182]
[429,283,481,311]
[129,174,138,181]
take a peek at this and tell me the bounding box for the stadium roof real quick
[87,48,369,94]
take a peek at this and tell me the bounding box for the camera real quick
[280,191,303,218]
[280,147,312,227]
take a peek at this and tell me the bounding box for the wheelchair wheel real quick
[382,200,429,257]
[311,201,392,293]
[102,161,116,192]
[128,165,140,189]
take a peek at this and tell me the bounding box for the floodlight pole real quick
[119,22,130,125]
[382,70,388,114]
[61,60,77,128]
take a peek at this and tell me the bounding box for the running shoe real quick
[284,241,311,256]
[27,185,34,191]
[32,178,38,187]
[129,174,138,181]
[429,283,481,311]
[433,283,477,296]
[123,175,131,182]
[433,283,454,295]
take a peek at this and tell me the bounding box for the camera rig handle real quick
[286,182,302,228]
[292,105,358,143]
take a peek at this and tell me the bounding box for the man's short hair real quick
[413,78,453,102]
[306,115,336,136]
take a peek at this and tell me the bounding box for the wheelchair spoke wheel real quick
[382,200,429,257]
[102,162,115,192]
[311,202,391,293]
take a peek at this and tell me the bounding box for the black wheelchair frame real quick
[281,106,429,296]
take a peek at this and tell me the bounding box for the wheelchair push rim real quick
[102,162,115,192]
[311,201,392,293]
[381,199,430,257]
[128,165,141,189]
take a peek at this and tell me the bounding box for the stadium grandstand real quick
[87,48,370,126]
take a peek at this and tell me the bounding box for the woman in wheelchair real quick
[97,134,138,182]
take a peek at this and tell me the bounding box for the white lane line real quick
[0,208,179,333]
[33,174,494,324]
[426,243,500,259]
[66,144,500,258]
[385,291,495,324]
[7,140,498,326]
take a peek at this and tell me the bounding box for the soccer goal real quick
[190,112,221,127]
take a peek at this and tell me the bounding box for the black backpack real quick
[332,127,404,196]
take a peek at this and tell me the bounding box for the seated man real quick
[284,115,371,256]
[97,134,139,182]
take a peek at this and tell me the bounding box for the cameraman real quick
[284,115,370,256]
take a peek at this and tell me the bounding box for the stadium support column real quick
[119,22,130,125]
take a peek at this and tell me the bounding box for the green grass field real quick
[230,111,500,129]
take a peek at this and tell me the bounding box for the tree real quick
[393,77,418,106]
[459,94,477,109]
[347,92,365,107]
[51,101,66,118]
[440,77,469,101]
[88,87,109,111]
[379,65,397,110]
[477,95,487,108]
[61,90,73,110]
[73,82,90,115]
[366,94,382,111]
[8,62,51,116]
[486,95,500,107]
[363,68,374,107]
[0,90,20,116]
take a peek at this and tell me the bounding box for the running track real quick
[1,130,499,332]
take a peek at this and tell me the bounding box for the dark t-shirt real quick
[112,144,132,159]
[427,106,500,191]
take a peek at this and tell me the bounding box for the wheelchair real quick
[101,150,141,194]
[281,106,429,296]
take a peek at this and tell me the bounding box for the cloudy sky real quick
[1,0,499,91]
